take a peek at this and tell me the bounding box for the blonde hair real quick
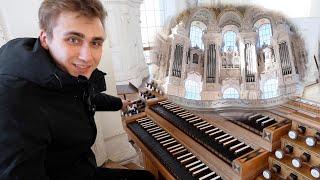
[39,0,107,39]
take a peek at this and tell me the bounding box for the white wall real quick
[289,18,320,83]
[0,0,41,39]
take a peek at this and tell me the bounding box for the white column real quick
[104,0,148,87]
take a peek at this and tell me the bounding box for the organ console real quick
[121,90,319,179]
[123,97,271,179]
[257,100,320,180]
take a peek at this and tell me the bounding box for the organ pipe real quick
[206,44,216,83]
[172,44,183,77]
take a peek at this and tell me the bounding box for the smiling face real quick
[40,11,106,79]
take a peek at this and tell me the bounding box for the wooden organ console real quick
[223,112,291,151]
[122,85,319,180]
[257,99,320,180]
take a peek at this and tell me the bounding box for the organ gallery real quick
[121,5,320,180]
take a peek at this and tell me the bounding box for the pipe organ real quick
[166,45,172,77]
[279,42,292,76]
[206,44,216,83]
[172,44,183,78]
[244,43,256,82]
[153,6,307,101]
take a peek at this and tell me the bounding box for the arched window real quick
[262,79,278,99]
[254,18,272,47]
[190,21,206,49]
[185,73,202,100]
[258,24,272,47]
[140,0,167,63]
[223,87,240,99]
[223,31,237,52]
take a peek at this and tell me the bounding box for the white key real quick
[223,138,237,146]
[172,107,184,110]
[199,171,216,180]
[172,148,187,156]
[169,146,184,153]
[192,166,209,175]
[172,109,184,113]
[152,131,166,137]
[163,105,177,109]
[153,132,168,138]
[211,176,221,180]
[215,133,228,140]
[177,152,192,160]
[189,163,205,171]
[170,106,183,110]
[176,111,187,115]
[137,117,149,123]
[205,127,219,134]
[142,123,156,129]
[200,124,213,130]
[156,131,168,138]
[163,103,175,107]
[160,138,174,144]
[180,155,196,163]
[230,142,245,151]
[162,140,176,146]
[164,106,177,110]
[209,130,223,136]
[248,113,261,120]
[185,160,201,168]
[140,121,153,126]
[235,145,251,154]
[256,116,268,123]
[181,112,193,116]
[147,127,161,133]
[156,134,170,141]
[197,123,210,128]
[177,111,191,115]
[261,118,275,126]
[166,143,181,150]
[189,118,202,123]
[180,114,194,118]
[219,136,233,143]
[194,121,206,126]
[186,116,199,121]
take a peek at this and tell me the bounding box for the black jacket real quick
[0,38,123,179]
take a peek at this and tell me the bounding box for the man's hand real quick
[121,99,133,111]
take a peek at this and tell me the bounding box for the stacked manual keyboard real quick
[127,116,222,180]
[230,113,277,136]
[151,100,254,165]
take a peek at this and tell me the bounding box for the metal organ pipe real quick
[279,42,292,75]
[245,43,255,82]
[206,44,216,83]
[172,44,183,77]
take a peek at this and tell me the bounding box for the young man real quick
[0,0,153,179]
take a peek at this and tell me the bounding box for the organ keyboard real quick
[222,111,291,151]
[139,98,270,179]
[152,99,255,165]
[127,115,222,180]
